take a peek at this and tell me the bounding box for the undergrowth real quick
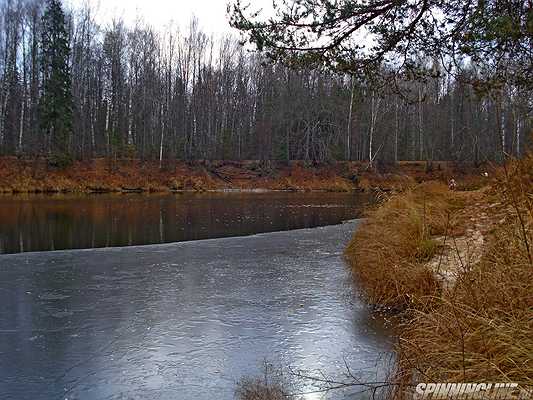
[345,153,533,398]
[345,181,454,311]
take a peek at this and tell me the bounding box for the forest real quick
[0,0,531,166]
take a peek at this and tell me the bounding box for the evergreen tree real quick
[229,0,533,90]
[40,0,72,164]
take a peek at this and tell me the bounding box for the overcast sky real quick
[65,0,272,36]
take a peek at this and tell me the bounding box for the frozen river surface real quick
[0,221,391,400]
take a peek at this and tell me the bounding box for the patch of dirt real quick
[425,190,501,290]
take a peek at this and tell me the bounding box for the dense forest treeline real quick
[0,0,532,165]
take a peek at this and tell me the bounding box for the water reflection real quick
[0,192,371,254]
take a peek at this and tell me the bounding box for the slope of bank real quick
[345,155,532,395]
[0,157,485,194]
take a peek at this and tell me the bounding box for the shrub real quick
[236,363,296,400]
[48,152,74,169]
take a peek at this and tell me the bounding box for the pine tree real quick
[40,0,72,165]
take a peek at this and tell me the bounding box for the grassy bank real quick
[0,157,484,194]
[0,157,358,193]
[345,155,533,396]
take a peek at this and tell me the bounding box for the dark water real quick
[0,192,372,255]
[0,222,392,400]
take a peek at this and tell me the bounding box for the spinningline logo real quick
[414,382,533,400]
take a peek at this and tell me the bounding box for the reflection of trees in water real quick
[0,193,370,254]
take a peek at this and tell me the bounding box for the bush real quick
[48,152,74,169]
[236,363,296,400]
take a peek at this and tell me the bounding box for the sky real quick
[65,0,272,36]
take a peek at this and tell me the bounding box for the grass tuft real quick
[345,181,453,310]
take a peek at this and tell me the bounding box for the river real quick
[0,192,371,255]
[0,193,392,400]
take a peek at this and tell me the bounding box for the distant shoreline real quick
[0,157,486,195]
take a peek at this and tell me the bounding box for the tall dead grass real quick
[346,154,533,397]
[236,362,297,400]
[396,156,533,393]
[345,181,455,311]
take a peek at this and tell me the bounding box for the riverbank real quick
[0,157,485,194]
[345,154,532,396]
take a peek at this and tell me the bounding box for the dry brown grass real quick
[0,157,361,193]
[345,154,533,396]
[396,161,533,394]
[236,363,297,400]
[236,379,289,400]
[357,173,416,192]
[0,157,488,194]
[345,181,457,311]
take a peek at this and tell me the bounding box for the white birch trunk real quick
[394,98,399,164]
[418,86,423,160]
[18,100,24,153]
[346,77,355,161]
[369,90,375,165]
